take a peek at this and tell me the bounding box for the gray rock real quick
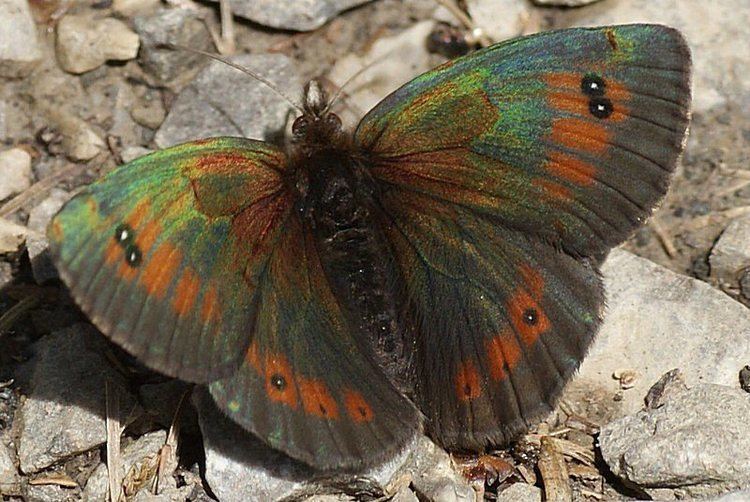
[710,215,750,287]
[466,0,537,41]
[26,188,71,284]
[130,93,166,130]
[26,483,81,502]
[405,437,475,502]
[564,249,750,419]
[0,217,28,255]
[195,389,448,502]
[391,485,419,502]
[0,83,34,142]
[47,111,105,161]
[496,482,543,502]
[644,369,687,410]
[113,0,160,16]
[27,232,57,284]
[532,0,602,6]
[104,82,146,151]
[0,0,42,78]
[209,0,371,31]
[0,148,32,201]
[561,0,750,113]
[740,271,750,301]
[0,436,19,494]
[710,490,750,501]
[17,324,140,474]
[55,14,140,74]
[82,430,166,501]
[133,10,213,84]
[130,484,195,501]
[412,475,475,501]
[27,188,70,235]
[599,384,750,498]
[155,54,302,148]
[193,388,311,502]
[120,146,153,164]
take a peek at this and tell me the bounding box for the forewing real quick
[209,213,420,470]
[356,24,691,257]
[49,137,292,382]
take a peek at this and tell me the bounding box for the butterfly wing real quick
[355,25,691,447]
[49,137,293,381]
[49,137,419,468]
[209,212,419,470]
[356,24,691,258]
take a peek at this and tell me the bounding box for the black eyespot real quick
[270,374,286,390]
[589,97,613,119]
[581,74,606,96]
[319,404,328,415]
[124,244,142,267]
[114,223,133,247]
[523,308,538,326]
[463,384,472,396]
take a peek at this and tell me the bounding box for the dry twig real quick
[538,436,573,502]
[650,217,677,258]
[29,474,78,488]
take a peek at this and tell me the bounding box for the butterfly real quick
[47,24,692,470]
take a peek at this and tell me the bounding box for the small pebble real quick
[0,218,28,255]
[740,365,750,393]
[112,0,160,16]
[497,482,543,502]
[710,215,750,286]
[0,148,33,200]
[51,114,105,161]
[56,14,140,74]
[0,438,19,494]
[130,96,166,130]
[0,0,42,77]
[645,369,686,409]
[205,0,371,31]
[739,269,750,301]
[133,10,212,83]
[466,0,539,42]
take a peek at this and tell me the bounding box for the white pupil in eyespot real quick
[119,230,129,241]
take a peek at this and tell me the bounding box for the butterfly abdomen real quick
[297,147,410,387]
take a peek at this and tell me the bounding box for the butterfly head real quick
[291,80,344,147]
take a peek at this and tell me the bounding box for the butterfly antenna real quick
[325,49,397,115]
[160,43,304,112]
